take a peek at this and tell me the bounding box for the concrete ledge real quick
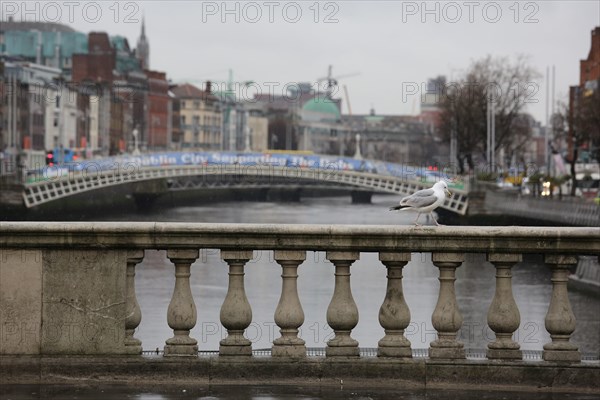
[1,356,598,393]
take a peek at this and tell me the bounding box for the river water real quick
[87,195,599,355]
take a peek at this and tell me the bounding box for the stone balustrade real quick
[1,222,599,368]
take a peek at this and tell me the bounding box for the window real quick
[180,115,186,125]
[180,101,186,109]
[194,101,200,109]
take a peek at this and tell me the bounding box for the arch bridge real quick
[22,152,468,214]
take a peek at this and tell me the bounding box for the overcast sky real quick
[13,1,599,123]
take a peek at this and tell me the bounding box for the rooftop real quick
[0,19,77,33]
[302,96,341,119]
[171,83,218,102]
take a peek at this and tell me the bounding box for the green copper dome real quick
[302,96,341,118]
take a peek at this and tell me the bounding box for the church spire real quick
[136,14,150,69]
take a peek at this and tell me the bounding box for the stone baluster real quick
[325,251,360,357]
[543,255,581,362]
[429,252,465,359]
[124,250,144,355]
[486,253,522,360]
[272,250,306,357]
[219,250,254,356]
[164,249,199,357]
[377,252,412,358]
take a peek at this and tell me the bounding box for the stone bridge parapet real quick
[0,223,598,392]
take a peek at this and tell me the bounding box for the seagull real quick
[389,181,452,226]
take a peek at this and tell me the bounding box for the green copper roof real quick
[3,30,88,59]
[111,35,141,73]
[111,36,129,51]
[365,115,384,123]
[302,96,341,118]
[2,28,143,75]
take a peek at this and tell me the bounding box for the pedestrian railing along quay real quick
[485,190,600,227]
[1,223,599,389]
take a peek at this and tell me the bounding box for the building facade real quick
[342,114,431,164]
[0,19,87,78]
[0,62,80,154]
[146,70,170,150]
[172,83,223,150]
[1,16,174,157]
[43,83,78,151]
[580,27,600,87]
[246,108,269,152]
[568,26,600,165]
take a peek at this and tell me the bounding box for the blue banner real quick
[27,151,461,187]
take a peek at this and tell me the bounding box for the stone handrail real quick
[1,222,597,253]
[1,223,599,365]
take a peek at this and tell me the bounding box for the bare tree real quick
[439,55,541,173]
[507,113,537,166]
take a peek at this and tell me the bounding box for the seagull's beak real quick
[445,189,452,198]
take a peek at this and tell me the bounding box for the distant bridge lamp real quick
[132,128,141,155]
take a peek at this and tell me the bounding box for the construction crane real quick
[342,83,362,160]
[343,84,352,115]
[317,65,360,98]
[213,69,254,100]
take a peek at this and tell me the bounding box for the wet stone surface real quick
[1,385,600,400]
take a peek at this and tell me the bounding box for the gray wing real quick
[400,189,438,208]
[410,188,435,197]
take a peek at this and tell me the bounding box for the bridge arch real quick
[23,164,468,214]
[23,153,469,214]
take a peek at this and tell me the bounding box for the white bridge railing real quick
[22,165,469,214]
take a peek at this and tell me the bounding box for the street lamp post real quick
[354,133,362,160]
[244,116,252,152]
[132,128,140,155]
